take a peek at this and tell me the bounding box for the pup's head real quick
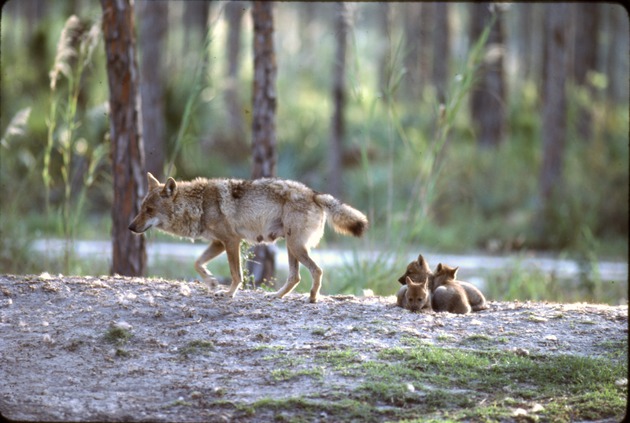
[397,254,432,285]
[128,172,177,234]
[432,263,459,287]
[403,276,429,312]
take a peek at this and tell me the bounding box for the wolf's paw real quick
[264,291,280,300]
[214,289,237,299]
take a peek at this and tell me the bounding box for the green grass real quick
[230,343,627,422]
[178,339,215,357]
[103,326,133,346]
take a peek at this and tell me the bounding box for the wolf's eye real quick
[146,206,154,214]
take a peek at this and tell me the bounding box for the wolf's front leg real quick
[220,240,243,298]
[195,241,225,290]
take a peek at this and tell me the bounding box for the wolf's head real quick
[431,263,459,288]
[403,276,429,312]
[397,254,433,285]
[128,172,177,234]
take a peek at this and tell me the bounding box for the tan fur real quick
[396,276,430,312]
[430,263,472,314]
[456,281,488,311]
[397,254,433,285]
[129,173,368,303]
[429,263,488,312]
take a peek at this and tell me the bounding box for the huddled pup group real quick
[396,254,488,314]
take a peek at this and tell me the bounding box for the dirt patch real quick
[0,274,627,422]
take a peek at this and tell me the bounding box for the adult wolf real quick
[129,173,368,303]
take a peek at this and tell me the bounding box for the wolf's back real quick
[314,194,368,237]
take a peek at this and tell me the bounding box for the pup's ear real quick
[405,276,414,286]
[451,266,459,278]
[417,254,425,264]
[147,172,160,190]
[436,263,443,272]
[162,177,177,197]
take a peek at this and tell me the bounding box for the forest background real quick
[0,1,628,305]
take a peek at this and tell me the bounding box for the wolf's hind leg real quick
[273,252,301,299]
[195,241,225,289]
[288,245,322,303]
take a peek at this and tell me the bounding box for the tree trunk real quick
[101,0,146,276]
[432,2,450,104]
[469,3,506,148]
[248,1,277,286]
[402,3,422,99]
[183,0,210,53]
[224,0,246,143]
[328,2,348,199]
[538,4,569,232]
[572,3,599,142]
[418,2,434,91]
[137,0,167,180]
[377,2,391,98]
[604,4,627,105]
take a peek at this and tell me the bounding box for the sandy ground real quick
[0,274,627,421]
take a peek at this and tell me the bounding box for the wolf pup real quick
[397,276,430,312]
[397,254,433,285]
[430,263,488,312]
[129,173,368,303]
[432,263,485,314]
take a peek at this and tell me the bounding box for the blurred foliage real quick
[0,2,627,306]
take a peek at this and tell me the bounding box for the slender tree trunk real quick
[418,2,434,91]
[249,1,277,286]
[605,4,627,105]
[538,3,569,235]
[377,2,391,98]
[573,3,599,142]
[432,2,450,104]
[328,2,348,199]
[516,4,531,80]
[183,0,210,53]
[137,0,167,180]
[298,2,316,67]
[469,3,506,148]
[224,0,246,143]
[101,0,146,276]
[403,2,422,100]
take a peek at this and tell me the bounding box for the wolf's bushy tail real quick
[314,194,368,237]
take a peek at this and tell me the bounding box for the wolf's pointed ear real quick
[162,177,177,197]
[147,172,160,190]
[417,254,426,265]
[405,276,413,286]
[452,266,459,278]
[436,263,443,272]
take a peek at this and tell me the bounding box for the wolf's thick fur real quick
[129,173,368,302]
[429,263,488,312]
[396,276,430,312]
[397,254,433,285]
[430,263,472,314]
[454,280,488,311]
[399,254,488,312]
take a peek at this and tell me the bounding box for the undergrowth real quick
[0,4,626,307]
